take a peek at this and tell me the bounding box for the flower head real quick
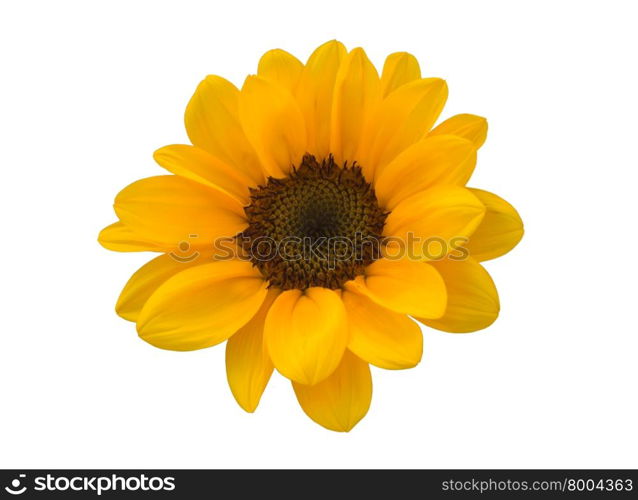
[99,41,523,431]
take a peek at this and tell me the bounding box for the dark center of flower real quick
[239,154,388,290]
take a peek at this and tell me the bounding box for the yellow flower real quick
[99,41,523,432]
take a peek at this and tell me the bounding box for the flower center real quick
[239,154,388,290]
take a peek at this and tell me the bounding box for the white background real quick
[1,0,637,468]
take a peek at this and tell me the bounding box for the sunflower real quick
[99,41,523,432]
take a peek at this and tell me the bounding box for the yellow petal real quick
[417,258,499,333]
[258,49,303,93]
[184,76,264,184]
[375,135,476,209]
[429,113,488,149]
[154,144,253,204]
[467,188,524,261]
[116,252,212,322]
[343,289,422,369]
[239,75,307,178]
[359,78,448,179]
[345,259,446,318]
[293,350,371,432]
[98,221,165,252]
[296,40,347,159]
[380,51,421,97]
[330,47,380,165]
[264,287,348,385]
[226,288,279,412]
[114,175,246,250]
[384,185,485,259]
[137,259,268,351]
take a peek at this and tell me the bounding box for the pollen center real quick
[240,154,388,290]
